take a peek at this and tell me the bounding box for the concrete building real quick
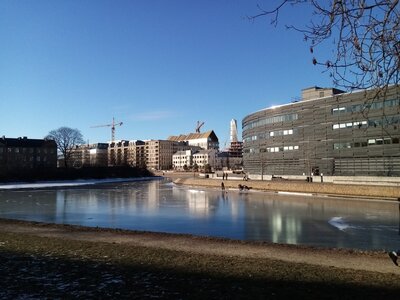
[215,151,243,171]
[168,130,219,150]
[145,140,190,170]
[242,85,400,178]
[108,140,129,166]
[172,150,193,170]
[192,149,217,169]
[127,140,146,168]
[0,136,57,173]
[228,118,243,161]
[69,143,108,168]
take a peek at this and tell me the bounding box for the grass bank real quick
[0,219,399,299]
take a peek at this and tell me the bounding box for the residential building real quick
[127,140,146,168]
[146,140,176,170]
[69,143,108,167]
[172,150,193,170]
[192,149,217,169]
[108,140,129,166]
[168,130,219,150]
[145,140,196,170]
[0,136,57,173]
[242,85,400,177]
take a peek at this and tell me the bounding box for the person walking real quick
[221,182,225,191]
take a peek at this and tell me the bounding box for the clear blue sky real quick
[0,0,333,148]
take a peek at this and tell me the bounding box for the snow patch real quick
[0,177,157,190]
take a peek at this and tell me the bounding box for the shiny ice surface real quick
[0,178,399,251]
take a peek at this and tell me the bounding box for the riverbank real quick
[172,177,400,200]
[0,218,399,298]
[0,166,153,183]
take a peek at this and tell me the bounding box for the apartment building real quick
[69,143,108,167]
[242,85,400,177]
[172,150,193,170]
[108,140,129,166]
[0,136,57,173]
[145,140,194,170]
[127,140,146,168]
[192,149,217,169]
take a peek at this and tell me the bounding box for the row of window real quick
[243,113,298,131]
[333,116,400,130]
[0,147,55,154]
[243,128,296,143]
[267,145,299,152]
[333,137,400,149]
[0,156,49,162]
[332,98,400,115]
[244,145,300,153]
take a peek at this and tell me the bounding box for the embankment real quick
[173,177,400,199]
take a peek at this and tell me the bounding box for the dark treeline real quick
[0,166,154,182]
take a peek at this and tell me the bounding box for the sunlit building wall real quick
[242,86,400,177]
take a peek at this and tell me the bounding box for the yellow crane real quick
[91,117,123,142]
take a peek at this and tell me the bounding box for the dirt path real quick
[0,219,397,275]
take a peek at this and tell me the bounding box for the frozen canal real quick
[0,178,399,251]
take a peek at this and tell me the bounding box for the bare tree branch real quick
[250,0,400,91]
[46,127,84,168]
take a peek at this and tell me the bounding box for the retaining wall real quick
[173,178,400,199]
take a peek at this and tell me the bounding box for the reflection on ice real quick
[0,178,399,251]
[328,217,350,231]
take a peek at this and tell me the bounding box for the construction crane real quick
[195,121,205,133]
[91,117,123,142]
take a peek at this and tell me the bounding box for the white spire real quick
[230,119,238,143]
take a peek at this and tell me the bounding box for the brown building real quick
[145,140,192,170]
[0,136,57,174]
[127,140,146,168]
[108,140,129,166]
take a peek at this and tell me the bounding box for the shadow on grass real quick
[1,249,399,299]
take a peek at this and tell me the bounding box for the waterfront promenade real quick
[171,175,400,200]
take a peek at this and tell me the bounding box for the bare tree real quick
[249,0,400,91]
[46,127,84,168]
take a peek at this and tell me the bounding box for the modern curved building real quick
[242,86,400,178]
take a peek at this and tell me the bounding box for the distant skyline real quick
[1,0,334,148]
